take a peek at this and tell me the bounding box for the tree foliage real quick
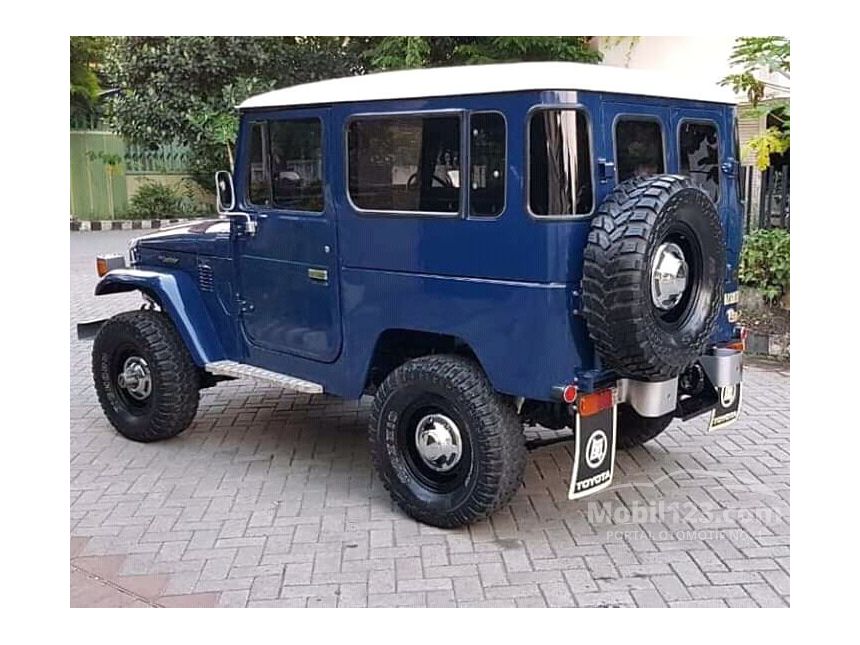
[359,36,600,70]
[721,37,790,170]
[105,36,599,188]
[105,37,361,187]
[70,37,110,117]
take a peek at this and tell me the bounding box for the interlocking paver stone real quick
[70,230,790,608]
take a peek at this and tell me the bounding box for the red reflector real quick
[578,389,614,417]
[562,385,578,404]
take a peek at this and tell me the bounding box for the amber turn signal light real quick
[578,388,615,417]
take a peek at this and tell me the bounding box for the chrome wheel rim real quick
[651,242,689,311]
[117,356,152,401]
[414,414,463,473]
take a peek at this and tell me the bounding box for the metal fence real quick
[71,124,196,219]
[740,164,790,232]
[125,143,192,174]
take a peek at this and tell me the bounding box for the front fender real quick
[95,268,225,366]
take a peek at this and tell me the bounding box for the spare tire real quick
[582,175,725,381]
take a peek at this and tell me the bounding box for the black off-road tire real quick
[582,175,725,381]
[617,404,673,449]
[369,354,527,528]
[92,310,200,442]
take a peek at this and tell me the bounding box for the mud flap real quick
[568,404,617,500]
[709,383,742,430]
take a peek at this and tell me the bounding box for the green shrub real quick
[739,228,790,303]
[127,179,210,219]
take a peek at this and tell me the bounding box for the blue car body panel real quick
[98,88,742,401]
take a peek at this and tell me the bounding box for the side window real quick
[615,118,665,182]
[348,115,461,214]
[679,121,720,202]
[528,109,593,216]
[247,122,270,206]
[269,118,324,212]
[470,112,506,216]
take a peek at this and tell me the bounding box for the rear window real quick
[528,109,593,216]
[679,121,720,202]
[348,114,461,214]
[615,118,665,182]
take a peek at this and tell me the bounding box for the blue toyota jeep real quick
[84,62,744,528]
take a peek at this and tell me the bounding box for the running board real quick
[204,360,324,394]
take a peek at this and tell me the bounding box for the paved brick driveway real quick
[70,230,789,608]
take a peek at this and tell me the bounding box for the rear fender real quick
[95,268,225,366]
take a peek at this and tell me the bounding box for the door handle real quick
[308,268,328,282]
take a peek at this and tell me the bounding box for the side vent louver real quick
[198,263,214,292]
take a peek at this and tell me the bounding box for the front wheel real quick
[369,355,527,528]
[92,310,200,442]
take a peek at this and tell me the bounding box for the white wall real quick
[595,37,788,101]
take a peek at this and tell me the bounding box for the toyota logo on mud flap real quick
[720,385,737,408]
[585,430,608,469]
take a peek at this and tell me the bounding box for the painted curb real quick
[70,217,206,232]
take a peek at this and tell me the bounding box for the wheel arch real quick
[363,328,486,393]
[95,268,225,367]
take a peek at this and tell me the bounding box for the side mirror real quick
[215,170,256,235]
[215,170,235,214]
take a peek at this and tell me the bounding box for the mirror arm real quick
[225,211,257,236]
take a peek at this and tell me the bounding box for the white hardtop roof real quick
[239,61,737,110]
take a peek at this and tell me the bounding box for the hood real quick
[131,218,232,257]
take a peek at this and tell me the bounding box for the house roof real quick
[239,61,737,110]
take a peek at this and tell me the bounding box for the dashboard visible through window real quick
[246,117,324,212]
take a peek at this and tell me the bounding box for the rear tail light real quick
[725,326,747,352]
[578,388,615,417]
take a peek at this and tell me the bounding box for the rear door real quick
[236,108,342,363]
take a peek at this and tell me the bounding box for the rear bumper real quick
[616,347,743,418]
[699,347,743,387]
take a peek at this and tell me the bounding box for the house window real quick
[528,109,593,216]
[348,114,461,214]
[246,118,324,212]
[469,112,506,217]
[615,118,665,182]
[679,121,720,202]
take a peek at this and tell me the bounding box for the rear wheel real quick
[616,404,673,449]
[369,355,526,528]
[92,310,200,442]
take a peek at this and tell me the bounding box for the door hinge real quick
[237,297,254,313]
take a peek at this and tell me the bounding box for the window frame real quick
[344,109,466,218]
[245,115,326,216]
[246,120,271,208]
[467,110,508,219]
[676,117,722,205]
[612,113,668,185]
[525,104,597,220]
